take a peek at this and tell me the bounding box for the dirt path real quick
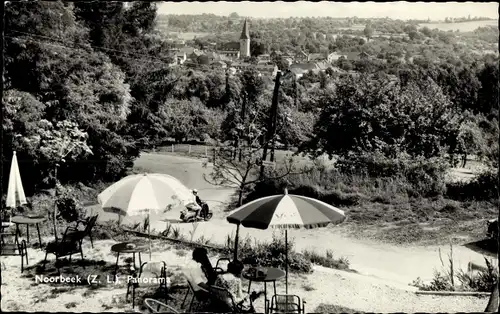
[93,153,496,287]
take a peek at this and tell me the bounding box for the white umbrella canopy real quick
[6,151,27,210]
[98,173,193,258]
[98,173,193,216]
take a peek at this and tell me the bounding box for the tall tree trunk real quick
[239,95,247,162]
[462,153,467,168]
[238,188,244,206]
[260,71,282,178]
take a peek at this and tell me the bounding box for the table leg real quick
[247,280,252,294]
[36,223,42,248]
[273,281,277,296]
[264,282,268,314]
[114,253,120,276]
[26,225,30,243]
[133,253,136,269]
[15,224,20,243]
[138,252,142,268]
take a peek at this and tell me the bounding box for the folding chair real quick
[269,294,306,314]
[144,298,179,313]
[127,261,168,309]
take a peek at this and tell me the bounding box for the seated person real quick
[214,260,264,312]
[192,247,218,285]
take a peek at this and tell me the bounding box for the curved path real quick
[93,153,496,287]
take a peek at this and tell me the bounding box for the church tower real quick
[239,19,250,59]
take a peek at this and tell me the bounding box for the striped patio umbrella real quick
[98,173,193,258]
[6,151,27,211]
[227,189,346,293]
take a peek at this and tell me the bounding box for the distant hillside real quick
[418,20,497,32]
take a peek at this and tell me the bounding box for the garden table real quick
[111,241,149,276]
[11,215,46,248]
[243,267,285,313]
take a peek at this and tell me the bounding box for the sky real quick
[157,1,498,20]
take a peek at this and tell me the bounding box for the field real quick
[165,32,212,40]
[419,20,497,32]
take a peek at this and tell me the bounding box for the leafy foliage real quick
[302,74,462,160]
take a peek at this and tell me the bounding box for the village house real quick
[175,51,187,64]
[231,62,252,71]
[313,61,330,73]
[294,50,309,63]
[289,62,317,79]
[210,60,227,69]
[176,47,203,63]
[197,51,223,65]
[282,57,294,66]
[255,64,278,77]
[326,52,340,63]
[166,39,186,52]
[257,54,271,62]
[308,53,327,62]
[281,52,294,60]
[218,42,241,60]
[227,67,237,75]
[326,52,347,62]
[343,51,371,62]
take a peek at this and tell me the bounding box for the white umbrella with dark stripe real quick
[98,173,193,258]
[226,189,346,293]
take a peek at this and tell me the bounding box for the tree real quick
[454,118,488,167]
[301,74,462,160]
[477,60,499,118]
[5,0,139,186]
[276,109,315,149]
[14,117,92,240]
[204,136,299,206]
[363,24,374,42]
[159,98,210,143]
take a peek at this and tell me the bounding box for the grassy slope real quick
[151,147,495,246]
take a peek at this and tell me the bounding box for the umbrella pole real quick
[148,213,152,260]
[234,224,240,261]
[285,229,288,294]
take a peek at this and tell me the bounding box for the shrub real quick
[56,197,80,223]
[336,154,448,197]
[302,249,350,270]
[411,272,454,291]
[237,233,313,274]
[446,170,499,201]
[456,258,499,292]
[322,190,363,206]
[335,152,405,178]
[411,248,499,292]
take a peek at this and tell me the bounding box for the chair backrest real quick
[62,226,85,243]
[139,261,166,279]
[144,298,179,313]
[270,294,302,313]
[84,215,98,234]
[207,285,235,312]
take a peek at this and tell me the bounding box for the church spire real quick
[240,19,250,40]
